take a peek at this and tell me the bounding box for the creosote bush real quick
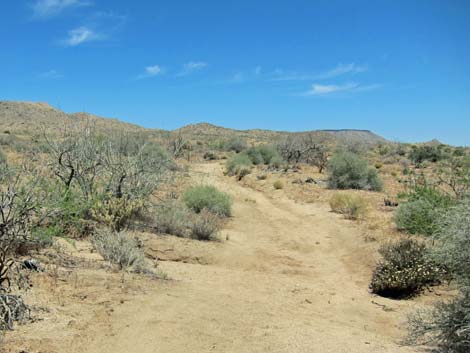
[91,229,145,272]
[370,238,444,299]
[329,193,367,220]
[327,151,383,191]
[183,185,232,217]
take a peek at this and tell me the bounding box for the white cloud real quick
[62,26,101,46]
[38,69,63,79]
[32,0,92,18]
[177,61,208,76]
[136,65,164,79]
[303,82,380,96]
[145,65,162,76]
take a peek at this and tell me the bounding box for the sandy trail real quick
[77,162,417,353]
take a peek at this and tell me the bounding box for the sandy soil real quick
[3,162,420,353]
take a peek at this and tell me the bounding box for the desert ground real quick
[3,161,422,353]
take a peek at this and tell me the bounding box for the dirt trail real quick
[77,162,417,353]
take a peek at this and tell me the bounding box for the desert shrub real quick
[409,145,446,165]
[269,155,283,169]
[374,162,383,169]
[42,189,93,238]
[245,147,264,165]
[395,185,455,236]
[183,185,232,217]
[395,200,437,236]
[224,138,247,153]
[430,198,470,284]
[154,199,191,237]
[189,209,221,241]
[408,288,470,353]
[226,153,253,179]
[91,229,145,272]
[370,238,444,298]
[329,193,367,220]
[327,151,383,191]
[273,180,283,190]
[258,145,279,163]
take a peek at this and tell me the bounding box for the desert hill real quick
[0,101,387,145]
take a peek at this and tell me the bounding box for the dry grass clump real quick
[154,199,191,237]
[329,193,368,220]
[154,197,223,241]
[189,209,221,241]
[91,229,146,272]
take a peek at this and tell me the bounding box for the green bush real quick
[395,185,455,236]
[245,145,281,165]
[329,193,368,220]
[42,189,93,238]
[408,288,470,353]
[327,151,383,191]
[370,239,444,298]
[409,145,446,165]
[183,185,232,217]
[226,153,253,179]
[189,209,221,241]
[154,199,191,237]
[91,229,146,272]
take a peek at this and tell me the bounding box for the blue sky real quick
[1,0,469,145]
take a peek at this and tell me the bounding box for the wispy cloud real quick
[270,63,368,81]
[32,0,92,19]
[229,72,245,83]
[137,65,164,79]
[177,61,208,76]
[62,26,102,46]
[37,69,63,79]
[317,63,368,79]
[302,82,381,96]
